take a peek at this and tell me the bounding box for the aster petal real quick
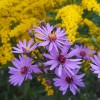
[50,63,58,70]
[56,41,63,47]
[53,78,61,82]
[59,82,68,91]
[55,68,66,79]
[68,59,82,62]
[38,41,49,46]
[56,27,61,34]
[70,84,76,95]
[65,66,74,76]
[61,45,70,55]
[90,63,99,70]
[32,65,41,74]
[89,50,96,55]
[72,83,79,92]
[94,55,100,65]
[34,28,46,36]
[26,74,32,80]
[18,75,25,86]
[50,47,58,57]
[57,39,66,45]
[67,49,78,58]
[53,42,58,52]
[54,79,65,86]
[57,32,66,37]
[12,51,23,53]
[73,69,80,75]
[62,90,67,95]
[16,44,21,49]
[9,74,25,86]
[19,40,24,47]
[13,47,22,52]
[35,34,46,40]
[12,59,21,68]
[91,57,97,65]
[93,70,100,74]
[44,60,57,65]
[58,64,63,75]
[8,67,18,74]
[46,23,54,33]
[42,26,49,34]
[29,43,38,51]
[66,62,80,69]
[27,39,33,48]
[23,39,26,47]
[98,74,100,78]
[25,57,32,67]
[98,53,100,58]
[49,42,53,51]
[43,54,55,59]
[36,27,46,34]
[76,73,85,79]
[75,81,85,87]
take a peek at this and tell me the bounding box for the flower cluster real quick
[55,0,100,51]
[8,23,100,96]
[82,0,100,15]
[56,4,83,44]
[0,0,67,66]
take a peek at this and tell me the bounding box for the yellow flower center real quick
[25,47,30,51]
[48,33,57,42]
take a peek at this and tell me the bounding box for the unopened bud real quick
[51,26,57,33]
[46,80,51,85]
[28,29,34,38]
[39,22,46,27]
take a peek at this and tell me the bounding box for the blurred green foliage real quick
[0,67,100,100]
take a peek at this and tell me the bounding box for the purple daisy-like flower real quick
[72,45,95,60]
[12,39,37,54]
[90,53,100,78]
[8,55,41,86]
[44,45,81,75]
[34,23,70,51]
[53,69,85,95]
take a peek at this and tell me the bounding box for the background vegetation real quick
[0,0,100,100]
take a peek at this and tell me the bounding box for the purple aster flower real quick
[43,45,81,75]
[12,39,37,54]
[8,55,41,86]
[34,23,70,51]
[90,53,100,78]
[53,69,85,95]
[72,45,95,60]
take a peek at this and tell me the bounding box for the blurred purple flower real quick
[90,53,100,78]
[43,68,50,73]
[12,39,37,54]
[53,69,85,95]
[8,55,41,86]
[72,45,95,60]
[44,45,81,75]
[97,98,100,100]
[34,23,70,51]
[32,65,41,74]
